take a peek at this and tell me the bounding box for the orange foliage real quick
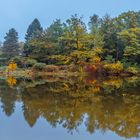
[92,86,101,93]
[6,77,17,86]
[91,56,101,64]
[8,62,17,71]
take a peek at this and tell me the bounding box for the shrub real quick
[91,56,101,64]
[103,61,124,74]
[103,77,123,88]
[46,65,59,72]
[104,55,115,63]
[11,56,37,68]
[26,59,37,67]
[126,66,139,74]
[33,63,47,71]
[68,64,79,72]
[11,56,24,67]
[85,64,97,73]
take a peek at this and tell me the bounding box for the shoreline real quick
[0,68,140,79]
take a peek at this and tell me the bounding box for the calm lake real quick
[0,75,140,140]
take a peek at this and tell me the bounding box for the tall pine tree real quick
[25,18,43,41]
[24,18,43,56]
[2,28,19,60]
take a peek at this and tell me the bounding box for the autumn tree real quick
[59,14,86,51]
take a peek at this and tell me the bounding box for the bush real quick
[33,63,47,71]
[126,66,139,74]
[103,61,124,74]
[26,59,37,67]
[68,64,79,72]
[91,56,101,64]
[104,55,115,63]
[11,56,24,67]
[11,56,37,68]
[46,65,59,72]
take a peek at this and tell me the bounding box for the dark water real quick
[0,75,140,140]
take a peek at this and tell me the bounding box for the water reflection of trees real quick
[0,76,140,138]
[0,80,18,116]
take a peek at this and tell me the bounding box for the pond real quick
[0,75,140,140]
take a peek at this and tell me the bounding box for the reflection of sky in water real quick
[0,103,138,140]
[0,76,139,140]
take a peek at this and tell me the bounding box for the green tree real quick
[24,18,43,56]
[45,19,64,42]
[88,14,102,34]
[59,14,86,51]
[26,38,53,62]
[118,28,140,63]
[25,18,43,41]
[0,41,2,48]
[43,19,65,54]
[2,28,19,59]
[100,14,121,60]
[116,11,140,29]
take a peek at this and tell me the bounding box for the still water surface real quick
[0,75,140,140]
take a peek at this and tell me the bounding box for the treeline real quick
[0,11,140,75]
